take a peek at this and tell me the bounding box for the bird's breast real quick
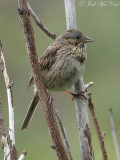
[45,53,85,91]
[71,45,87,62]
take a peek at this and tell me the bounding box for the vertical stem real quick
[0,99,10,160]
[0,42,18,160]
[0,43,15,145]
[54,109,73,160]
[64,0,77,29]
[64,1,93,160]
[18,1,69,159]
[109,108,120,160]
[88,93,108,160]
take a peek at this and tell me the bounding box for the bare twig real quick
[109,108,120,160]
[0,41,18,160]
[2,136,10,160]
[18,1,69,160]
[54,109,73,160]
[0,99,6,137]
[0,42,15,146]
[0,99,10,160]
[85,82,94,90]
[27,2,57,40]
[0,42,19,159]
[88,92,108,160]
[64,0,93,159]
[64,128,73,160]
[18,150,27,160]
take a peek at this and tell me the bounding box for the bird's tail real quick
[21,93,39,130]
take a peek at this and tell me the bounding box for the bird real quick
[21,29,93,130]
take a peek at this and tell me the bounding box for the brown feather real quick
[28,43,62,88]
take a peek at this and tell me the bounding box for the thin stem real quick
[109,108,120,160]
[85,82,94,90]
[88,92,108,160]
[27,2,57,40]
[0,99,6,137]
[0,42,15,145]
[54,109,73,160]
[18,150,27,160]
[0,42,18,160]
[0,100,10,160]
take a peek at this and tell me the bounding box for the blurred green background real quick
[0,0,120,159]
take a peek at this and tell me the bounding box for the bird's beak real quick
[84,36,93,43]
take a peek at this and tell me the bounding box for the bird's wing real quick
[28,43,61,87]
[39,43,61,70]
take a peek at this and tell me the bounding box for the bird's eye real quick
[76,36,80,40]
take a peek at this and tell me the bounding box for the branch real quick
[2,136,10,160]
[54,109,73,160]
[0,42,18,159]
[18,1,69,160]
[64,0,93,159]
[27,2,57,40]
[0,42,15,146]
[88,92,108,160]
[0,99,6,138]
[109,108,120,160]
[0,99,10,160]
[85,82,94,90]
[64,128,73,160]
[18,150,27,160]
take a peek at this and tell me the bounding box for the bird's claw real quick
[65,90,87,101]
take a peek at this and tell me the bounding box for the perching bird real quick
[22,29,93,130]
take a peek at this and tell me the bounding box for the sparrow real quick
[22,29,93,130]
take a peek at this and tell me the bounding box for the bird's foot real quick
[65,90,87,101]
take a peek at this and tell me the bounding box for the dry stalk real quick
[0,99,6,138]
[0,41,18,160]
[18,150,27,160]
[109,108,120,160]
[18,0,69,159]
[0,42,15,145]
[27,2,57,40]
[88,92,108,160]
[64,0,94,159]
[0,99,10,160]
[54,109,73,160]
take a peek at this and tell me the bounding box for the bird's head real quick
[56,29,93,47]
